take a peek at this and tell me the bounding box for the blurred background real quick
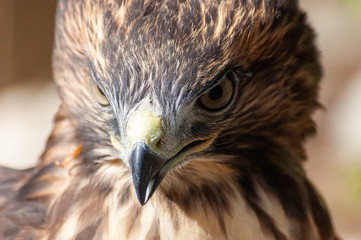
[0,0,360,238]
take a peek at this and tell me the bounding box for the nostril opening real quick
[155,137,162,148]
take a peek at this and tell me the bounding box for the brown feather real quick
[0,1,340,239]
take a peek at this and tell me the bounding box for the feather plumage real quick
[0,0,340,239]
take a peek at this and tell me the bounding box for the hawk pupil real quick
[208,85,223,101]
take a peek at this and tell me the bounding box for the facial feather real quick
[0,1,339,240]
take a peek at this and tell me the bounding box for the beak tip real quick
[131,176,147,205]
[133,178,153,206]
[135,193,147,206]
[141,197,149,206]
[129,142,166,205]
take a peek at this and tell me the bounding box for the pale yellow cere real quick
[126,111,163,151]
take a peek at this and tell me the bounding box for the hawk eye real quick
[199,76,233,111]
[90,80,109,106]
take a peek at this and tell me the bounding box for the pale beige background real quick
[0,0,360,239]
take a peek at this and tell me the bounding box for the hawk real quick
[0,0,340,239]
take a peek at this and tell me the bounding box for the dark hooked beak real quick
[129,142,168,205]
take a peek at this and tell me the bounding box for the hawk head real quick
[53,0,320,205]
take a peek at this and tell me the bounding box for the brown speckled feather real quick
[0,0,341,239]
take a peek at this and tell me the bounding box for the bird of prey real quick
[0,0,340,239]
